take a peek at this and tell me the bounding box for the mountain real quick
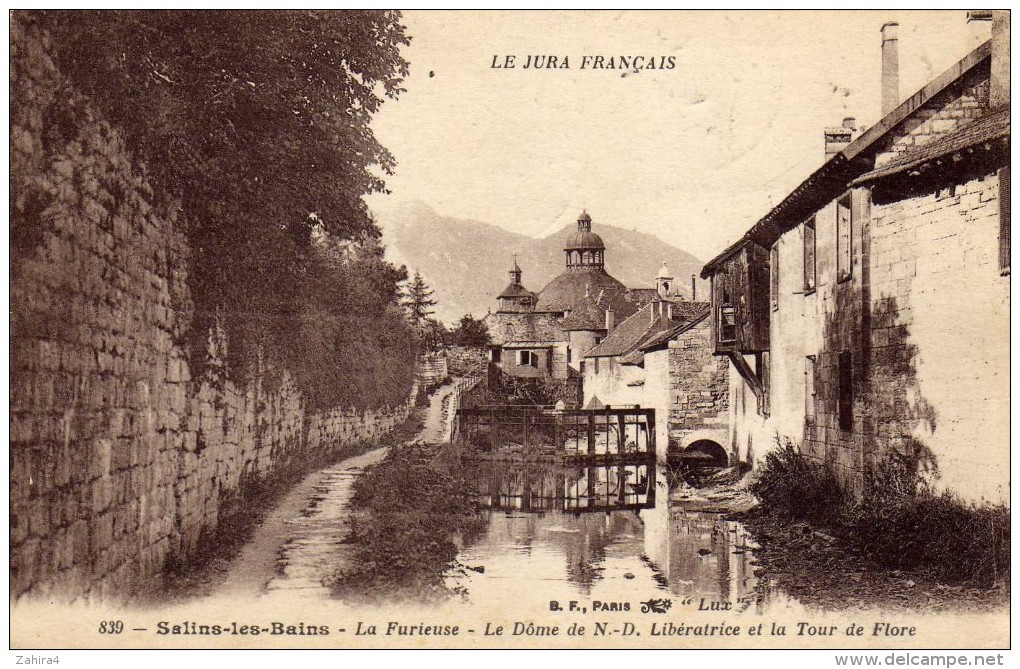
[373,201,709,324]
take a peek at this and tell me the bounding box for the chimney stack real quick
[967,10,994,48]
[824,117,857,161]
[605,308,614,332]
[691,274,697,301]
[990,10,1010,108]
[881,22,900,116]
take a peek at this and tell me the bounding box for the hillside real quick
[374,201,708,323]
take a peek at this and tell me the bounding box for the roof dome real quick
[656,262,673,279]
[564,229,606,251]
[535,267,631,316]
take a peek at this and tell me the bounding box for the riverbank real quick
[737,508,1010,612]
[665,463,1009,612]
[147,407,427,605]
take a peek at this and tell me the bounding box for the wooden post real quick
[617,412,625,455]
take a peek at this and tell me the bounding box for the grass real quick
[330,442,487,604]
[749,441,1010,588]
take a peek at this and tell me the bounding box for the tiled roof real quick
[497,282,536,299]
[561,294,608,331]
[534,267,637,318]
[585,300,708,360]
[852,107,1010,185]
[639,305,710,352]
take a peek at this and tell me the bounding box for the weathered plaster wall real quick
[581,357,645,409]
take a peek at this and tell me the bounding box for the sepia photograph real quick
[8,8,1011,661]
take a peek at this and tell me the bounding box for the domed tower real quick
[565,210,606,269]
[535,211,635,319]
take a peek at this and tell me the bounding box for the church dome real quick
[535,267,629,315]
[564,229,605,251]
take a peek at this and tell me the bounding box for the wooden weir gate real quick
[453,405,655,462]
[453,406,657,512]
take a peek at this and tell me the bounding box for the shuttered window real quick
[1000,166,1010,274]
[803,218,816,292]
[838,351,853,431]
[805,355,816,423]
[837,195,852,281]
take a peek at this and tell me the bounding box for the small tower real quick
[564,210,606,269]
[509,255,523,286]
[497,255,535,313]
[656,262,674,298]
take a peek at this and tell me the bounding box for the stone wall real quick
[445,346,489,378]
[665,318,729,453]
[867,172,1009,503]
[418,353,449,389]
[9,17,417,603]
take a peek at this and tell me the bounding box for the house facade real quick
[702,15,1010,503]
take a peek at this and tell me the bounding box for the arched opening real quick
[680,439,729,468]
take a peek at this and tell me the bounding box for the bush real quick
[750,441,849,527]
[751,440,1010,587]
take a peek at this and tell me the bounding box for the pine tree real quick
[402,271,437,329]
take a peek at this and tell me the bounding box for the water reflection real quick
[474,459,655,512]
[450,461,770,607]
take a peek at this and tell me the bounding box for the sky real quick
[366,10,989,262]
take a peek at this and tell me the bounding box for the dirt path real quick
[205,380,461,601]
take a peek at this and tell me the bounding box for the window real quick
[836,195,852,281]
[718,304,737,342]
[838,351,853,431]
[805,356,816,423]
[518,350,538,367]
[1000,166,1010,275]
[594,337,603,346]
[566,347,572,363]
[492,347,502,363]
[770,244,779,311]
[803,218,816,292]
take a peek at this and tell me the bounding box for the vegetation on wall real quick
[750,441,1010,587]
[28,10,418,409]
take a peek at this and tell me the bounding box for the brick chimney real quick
[881,22,900,116]
[605,308,614,331]
[990,10,1010,108]
[825,116,857,160]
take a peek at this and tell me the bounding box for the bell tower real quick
[656,262,674,298]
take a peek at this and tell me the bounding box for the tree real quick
[449,315,490,347]
[25,11,416,408]
[421,318,448,353]
[402,271,437,329]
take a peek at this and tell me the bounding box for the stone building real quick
[701,14,1009,503]
[485,211,651,381]
[581,264,727,462]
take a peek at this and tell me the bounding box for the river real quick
[209,380,783,612]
